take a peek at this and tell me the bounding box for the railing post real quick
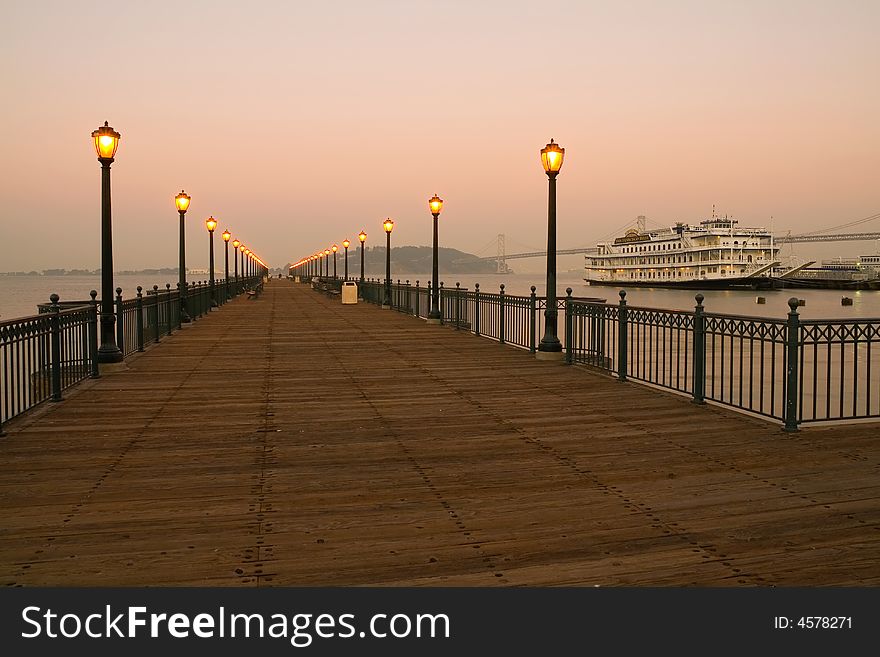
[405,280,411,314]
[89,290,100,378]
[692,293,705,403]
[617,290,628,381]
[474,283,481,336]
[136,286,145,352]
[439,282,445,325]
[783,297,801,432]
[565,288,573,364]
[176,283,183,330]
[166,284,173,336]
[415,281,420,317]
[153,285,161,343]
[455,283,461,330]
[49,294,62,402]
[499,284,506,345]
[529,286,537,353]
[115,287,124,355]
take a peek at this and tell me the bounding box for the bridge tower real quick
[496,234,509,274]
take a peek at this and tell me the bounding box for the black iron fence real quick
[346,277,879,430]
[566,292,880,429]
[1,275,264,433]
[1,299,96,435]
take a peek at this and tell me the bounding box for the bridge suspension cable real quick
[795,211,880,236]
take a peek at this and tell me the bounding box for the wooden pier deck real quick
[1,280,879,586]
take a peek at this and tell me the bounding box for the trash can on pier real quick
[342,281,358,304]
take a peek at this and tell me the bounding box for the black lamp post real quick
[342,239,350,280]
[91,121,123,363]
[427,194,443,323]
[175,190,192,322]
[222,229,231,301]
[537,138,565,359]
[206,216,218,307]
[358,231,367,282]
[382,218,394,308]
[332,244,338,279]
[233,239,240,292]
[324,249,330,277]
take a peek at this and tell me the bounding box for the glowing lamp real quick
[540,139,564,174]
[232,239,241,248]
[358,231,367,243]
[342,239,350,249]
[175,190,191,213]
[429,194,443,216]
[222,229,231,242]
[383,218,394,233]
[332,244,338,253]
[205,216,217,232]
[91,121,120,160]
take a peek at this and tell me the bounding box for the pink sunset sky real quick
[1,0,878,272]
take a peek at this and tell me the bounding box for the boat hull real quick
[584,277,880,290]
[584,277,773,290]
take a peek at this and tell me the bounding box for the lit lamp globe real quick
[358,231,367,243]
[222,229,231,243]
[429,194,443,216]
[332,244,338,254]
[383,218,394,233]
[205,216,218,233]
[232,239,241,249]
[175,190,191,214]
[92,121,121,161]
[342,239,350,249]
[540,139,565,176]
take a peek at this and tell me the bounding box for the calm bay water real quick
[2,271,879,321]
[0,274,223,321]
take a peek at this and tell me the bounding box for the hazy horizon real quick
[2,0,879,272]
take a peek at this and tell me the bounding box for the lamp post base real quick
[381,304,391,309]
[96,348,124,364]
[535,350,565,362]
[98,360,129,374]
[426,317,441,325]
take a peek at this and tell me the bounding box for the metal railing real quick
[566,292,880,429]
[1,275,264,433]
[1,299,96,434]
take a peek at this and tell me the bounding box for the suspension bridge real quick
[469,212,880,273]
